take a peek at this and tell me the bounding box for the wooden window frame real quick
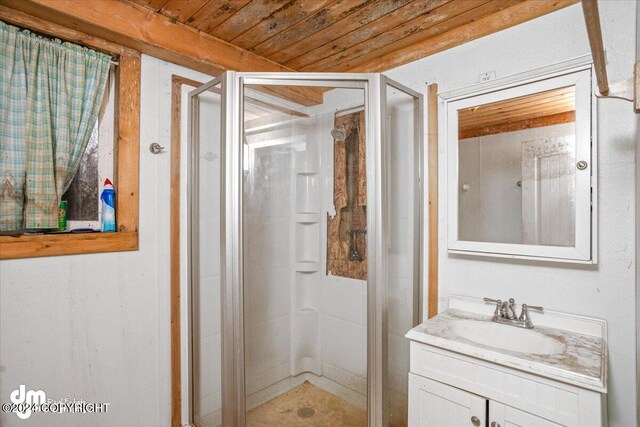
[0,7,140,259]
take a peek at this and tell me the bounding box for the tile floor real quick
[246,381,367,426]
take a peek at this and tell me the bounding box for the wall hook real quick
[149,143,165,154]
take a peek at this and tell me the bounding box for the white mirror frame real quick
[443,62,597,264]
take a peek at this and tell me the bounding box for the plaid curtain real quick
[0,21,110,231]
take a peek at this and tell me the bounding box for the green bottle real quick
[58,200,68,231]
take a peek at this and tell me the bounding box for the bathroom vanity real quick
[406,296,607,427]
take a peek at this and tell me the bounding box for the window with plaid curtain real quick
[0,21,111,231]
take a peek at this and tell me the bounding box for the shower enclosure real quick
[184,72,423,426]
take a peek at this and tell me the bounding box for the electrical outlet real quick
[478,71,496,83]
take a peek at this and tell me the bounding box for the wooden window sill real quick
[0,232,138,259]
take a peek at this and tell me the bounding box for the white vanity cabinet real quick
[490,401,565,427]
[409,374,487,426]
[409,372,568,427]
[406,297,607,427]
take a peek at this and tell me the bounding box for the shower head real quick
[331,127,346,141]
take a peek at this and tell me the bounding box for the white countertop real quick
[406,298,607,393]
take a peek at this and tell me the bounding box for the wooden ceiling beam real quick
[581,0,608,95]
[346,0,579,73]
[459,111,576,139]
[128,0,168,12]
[0,0,323,106]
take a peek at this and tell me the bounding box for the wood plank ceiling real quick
[126,0,579,73]
[458,86,576,138]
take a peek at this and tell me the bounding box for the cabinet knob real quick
[490,422,501,427]
[471,416,481,426]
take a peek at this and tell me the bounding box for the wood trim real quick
[0,13,141,260]
[459,111,576,139]
[427,84,439,319]
[348,0,579,73]
[170,74,206,427]
[0,232,137,259]
[116,51,142,233]
[170,76,183,427]
[581,0,609,95]
[0,0,323,106]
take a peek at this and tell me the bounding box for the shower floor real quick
[246,381,366,426]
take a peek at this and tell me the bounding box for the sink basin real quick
[449,320,566,355]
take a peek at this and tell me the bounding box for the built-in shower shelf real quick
[296,162,318,175]
[296,307,318,315]
[295,261,319,273]
[296,213,320,224]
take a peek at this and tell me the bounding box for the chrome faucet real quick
[483,297,544,329]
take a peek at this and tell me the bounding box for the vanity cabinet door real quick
[409,373,487,426]
[489,401,565,427]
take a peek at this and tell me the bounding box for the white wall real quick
[386,2,638,426]
[636,3,640,423]
[0,54,180,427]
[459,133,524,243]
[459,122,575,244]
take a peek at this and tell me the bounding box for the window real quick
[62,66,116,231]
[0,15,140,259]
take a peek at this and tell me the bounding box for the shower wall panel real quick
[243,141,293,399]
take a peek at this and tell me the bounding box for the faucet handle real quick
[483,297,502,317]
[518,303,544,325]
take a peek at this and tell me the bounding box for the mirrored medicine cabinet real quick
[444,65,596,263]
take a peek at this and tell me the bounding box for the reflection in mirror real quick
[457,86,576,247]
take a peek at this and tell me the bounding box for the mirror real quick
[446,68,595,263]
[458,87,576,246]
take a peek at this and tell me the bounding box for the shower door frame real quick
[184,73,226,426]
[185,72,424,427]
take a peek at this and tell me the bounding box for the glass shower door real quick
[186,76,225,427]
[381,76,423,427]
[239,77,370,427]
[186,72,423,427]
